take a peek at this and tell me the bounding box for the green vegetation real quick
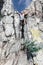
[23,40,41,53]
[22,40,41,61]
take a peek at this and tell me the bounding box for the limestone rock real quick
[4,59,14,65]
[2,16,13,24]
[2,32,8,42]
[1,0,14,15]
[14,13,20,38]
[14,13,20,27]
[0,48,2,57]
[40,32,43,40]
[39,22,43,32]
[0,20,3,33]
[10,40,21,53]
[0,0,43,65]
[0,25,3,33]
[17,51,33,65]
[34,49,43,65]
[5,24,14,36]
[0,33,2,42]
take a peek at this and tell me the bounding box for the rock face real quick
[34,49,43,65]
[5,24,14,36]
[0,0,43,65]
[39,22,43,32]
[14,13,20,39]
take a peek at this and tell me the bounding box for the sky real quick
[12,0,32,13]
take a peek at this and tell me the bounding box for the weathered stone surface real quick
[10,40,21,53]
[16,51,33,65]
[34,49,43,65]
[2,16,13,24]
[40,32,43,40]
[0,60,5,65]
[0,33,2,42]
[14,13,20,38]
[2,32,8,42]
[0,0,43,65]
[14,13,20,27]
[0,25,3,33]
[5,24,14,36]
[1,0,14,15]
[0,48,2,57]
[39,22,43,32]
[4,59,14,65]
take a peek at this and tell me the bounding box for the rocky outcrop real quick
[0,0,43,65]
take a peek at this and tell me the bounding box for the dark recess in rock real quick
[0,0,4,13]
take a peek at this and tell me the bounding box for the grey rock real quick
[39,22,43,32]
[5,24,14,36]
[14,13,20,38]
[2,16,13,24]
[0,33,2,42]
[10,40,21,53]
[33,50,43,65]
[2,32,8,42]
[4,59,14,65]
[17,51,33,65]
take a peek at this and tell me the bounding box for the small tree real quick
[21,40,41,60]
